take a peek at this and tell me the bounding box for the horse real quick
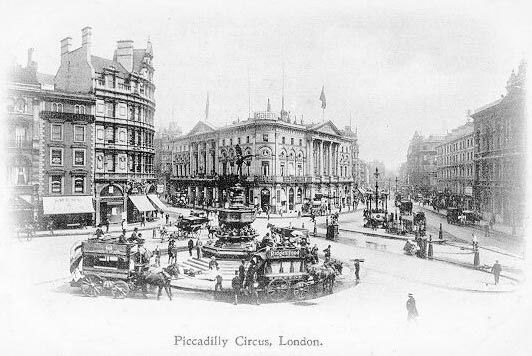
[324,259,343,275]
[131,264,180,300]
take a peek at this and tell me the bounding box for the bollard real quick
[473,249,480,267]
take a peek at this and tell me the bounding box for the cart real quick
[71,239,138,298]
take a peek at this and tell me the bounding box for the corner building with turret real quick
[55,27,156,225]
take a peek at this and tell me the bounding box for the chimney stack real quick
[81,26,92,52]
[115,40,134,72]
[60,37,72,56]
[27,48,38,71]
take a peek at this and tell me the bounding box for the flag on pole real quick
[205,92,209,121]
[267,98,271,112]
[319,86,326,109]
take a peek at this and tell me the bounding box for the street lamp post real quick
[395,177,398,195]
[374,168,380,211]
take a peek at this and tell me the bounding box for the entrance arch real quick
[289,188,295,211]
[260,188,271,212]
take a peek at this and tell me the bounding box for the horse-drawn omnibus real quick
[70,238,177,299]
[251,247,340,302]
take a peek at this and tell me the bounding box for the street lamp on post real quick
[374,168,380,211]
[395,177,399,195]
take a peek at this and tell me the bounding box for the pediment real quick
[186,121,216,136]
[312,121,342,136]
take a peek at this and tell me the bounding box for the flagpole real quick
[322,107,324,122]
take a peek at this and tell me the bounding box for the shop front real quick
[127,195,156,223]
[42,195,95,228]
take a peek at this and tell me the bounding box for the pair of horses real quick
[129,264,180,300]
[307,261,342,294]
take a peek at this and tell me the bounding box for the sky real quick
[1,0,530,172]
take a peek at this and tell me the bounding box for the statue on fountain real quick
[234,144,255,179]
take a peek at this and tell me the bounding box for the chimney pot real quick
[60,37,72,56]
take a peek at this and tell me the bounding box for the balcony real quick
[95,172,155,181]
[40,111,95,122]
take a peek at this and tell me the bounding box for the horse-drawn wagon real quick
[250,247,340,302]
[70,238,177,299]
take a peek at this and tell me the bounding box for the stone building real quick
[406,132,444,196]
[55,27,157,224]
[471,61,526,227]
[435,122,475,209]
[39,90,96,227]
[165,111,359,213]
[5,50,42,225]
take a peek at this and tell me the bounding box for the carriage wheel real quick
[266,279,290,302]
[80,275,103,297]
[292,282,309,300]
[111,281,130,299]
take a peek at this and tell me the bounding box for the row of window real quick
[50,175,86,194]
[50,124,86,142]
[50,148,86,167]
[95,126,154,147]
[97,101,154,126]
[95,153,154,173]
[49,103,87,114]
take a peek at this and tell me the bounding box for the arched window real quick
[15,98,26,113]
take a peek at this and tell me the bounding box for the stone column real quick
[327,142,333,177]
[319,140,324,176]
[309,139,314,177]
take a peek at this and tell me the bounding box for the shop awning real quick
[129,195,156,212]
[147,194,167,211]
[43,196,94,215]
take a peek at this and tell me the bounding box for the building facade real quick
[164,111,359,213]
[39,90,96,226]
[55,27,157,224]
[6,50,42,225]
[471,61,526,226]
[406,132,444,196]
[435,122,475,209]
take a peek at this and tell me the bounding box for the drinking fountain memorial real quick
[203,144,258,259]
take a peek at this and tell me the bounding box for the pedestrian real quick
[484,223,489,237]
[47,220,54,235]
[491,260,502,285]
[165,213,170,225]
[152,227,157,239]
[438,223,443,240]
[94,224,105,239]
[154,246,161,267]
[209,256,219,270]
[406,293,419,321]
[141,215,146,227]
[188,238,194,257]
[232,271,241,305]
[214,273,223,297]
[354,259,360,282]
[323,245,331,263]
[428,236,433,260]
[238,260,246,289]
[104,218,110,233]
[121,218,126,231]
[168,238,176,264]
[128,227,139,242]
[196,239,203,259]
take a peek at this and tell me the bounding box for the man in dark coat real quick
[231,271,241,305]
[187,238,194,257]
[406,293,418,321]
[491,260,502,285]
[238,260,246,289]
[165,213,170,225]
[323,245,331,263]
[214,273,223,297]
[354,259,360,282]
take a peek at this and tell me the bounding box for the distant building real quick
[435,122,475,209]
[160,110,359,213]
[471,61,526,227]
[406,132,445,196]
